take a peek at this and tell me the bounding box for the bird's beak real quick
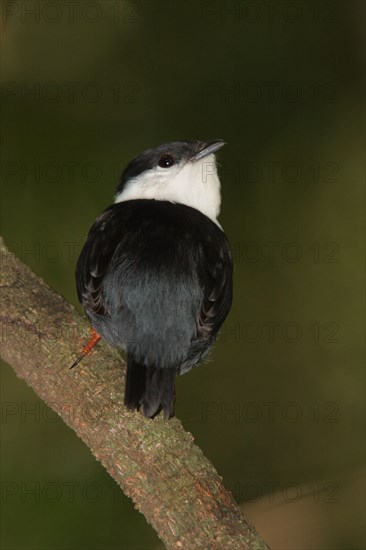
[191,140,225,162]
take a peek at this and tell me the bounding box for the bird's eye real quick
[158,154,175,168]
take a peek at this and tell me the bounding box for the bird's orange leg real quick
[69,327,101,369]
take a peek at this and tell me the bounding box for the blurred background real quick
[1,1,364,549]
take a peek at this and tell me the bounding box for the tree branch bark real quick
[0,236,270,550]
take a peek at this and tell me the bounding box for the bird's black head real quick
[114,139,225,223]
[116,140,225,196]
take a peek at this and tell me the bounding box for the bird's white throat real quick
[114,154,221,225]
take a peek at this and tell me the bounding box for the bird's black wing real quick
[196,226,233,341]
[76,205,125,316]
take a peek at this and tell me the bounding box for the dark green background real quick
[1,1,364,549]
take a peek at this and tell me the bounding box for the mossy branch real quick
[0,236,269,550]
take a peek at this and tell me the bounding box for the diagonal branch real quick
[0,236,270,550]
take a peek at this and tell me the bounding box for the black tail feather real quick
[124,355,146,411]
[124,355,177,419]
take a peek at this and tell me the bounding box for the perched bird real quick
[74,140,233,418]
